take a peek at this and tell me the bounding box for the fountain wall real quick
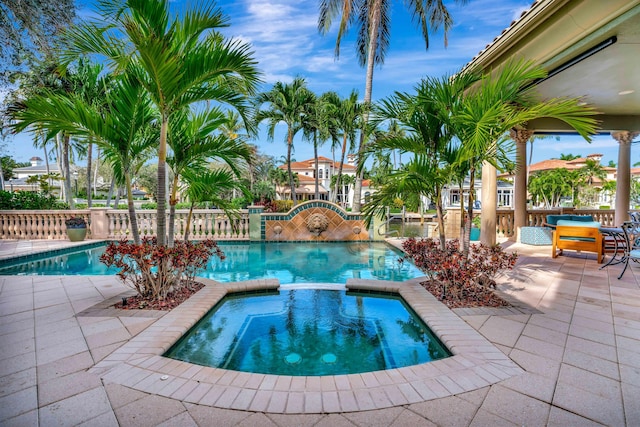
[257,201,368,241]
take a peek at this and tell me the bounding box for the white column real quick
[481,161,497,245]
[612,131,638,226]
[510,128,533,242]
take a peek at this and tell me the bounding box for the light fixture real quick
[618,90,635,96]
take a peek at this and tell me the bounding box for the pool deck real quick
[1,238,640,426]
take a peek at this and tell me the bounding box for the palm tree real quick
[166,107,252,246]
[363,71,479,248]
[322,90,364,204]
[254,78,315,205]
[10,72,156,244]
[182,169,249,241]
[318,0,468,212]
[62,0,260,246]
[451,59,599,254]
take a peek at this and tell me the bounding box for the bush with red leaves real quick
[100,237,225,301]
[402,238,518,308]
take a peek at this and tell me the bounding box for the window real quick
[319,169,323,179]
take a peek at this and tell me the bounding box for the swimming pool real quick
[0,241,424,283]
[165,288,450,375]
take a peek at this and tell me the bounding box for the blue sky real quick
[4,0,628,167]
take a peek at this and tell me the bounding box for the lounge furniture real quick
[520,226,553,245]
[551,219,603,263]
[618,221,640,279]
[544,214,595,229]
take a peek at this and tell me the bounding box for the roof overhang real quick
[462,0,640,133]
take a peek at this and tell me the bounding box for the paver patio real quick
[0,238,639,426]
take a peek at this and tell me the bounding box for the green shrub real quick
[0,190,68,210]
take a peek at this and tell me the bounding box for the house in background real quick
[8,157,62,193]
[277,155,372,209]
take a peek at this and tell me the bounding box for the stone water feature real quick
[259,201,368,241]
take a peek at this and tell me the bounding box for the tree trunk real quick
[106,177,115,207]
[157,116,169,246]
[184,203,195,241]
[93,145,100,197]
[463,166,476,258]
[352,0,382,213]
[314,131,319,200]
[435,188,446,250]
[334,134,347,205]
[60,133,73,208]
[168,174,180,247]
[125,174,141,245]
[286,128,297,205]
[86,141,93,207]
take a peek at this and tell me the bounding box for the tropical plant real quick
[323,90,364,204]
[166,107,252,245]
[255,78,315,205]
[10,71,157,244]
[450,59,598,254]
[363,71,479,248]
[402,238,518,307]
[318,0,468,213]
[528,169,573,208]
[62,0,260,247]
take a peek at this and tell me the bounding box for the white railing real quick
[106,209,249,240]
[0,209,249,241]
[0,210,92,240]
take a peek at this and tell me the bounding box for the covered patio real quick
[464,0,640,244]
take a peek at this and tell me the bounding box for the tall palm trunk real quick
[352,0,382,213]
[168,174,180,246]
[286,128,297,205]
[106,177,115,207]
[93,146,100,197]
[86,141,93,207]
[59,133,74,208]
[435,187,446,250]
[157,116,168,246]
[313,130,319,199]
[463,165,476,258]
[334,134,348,204]
[125,174,141,245]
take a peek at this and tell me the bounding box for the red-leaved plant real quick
[402,238,518,308]
[100,237,225,301]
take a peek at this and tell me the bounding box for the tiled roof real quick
[280,156,356,171]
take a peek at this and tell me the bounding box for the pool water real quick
[0,241,424,284]
[165,288,450,375]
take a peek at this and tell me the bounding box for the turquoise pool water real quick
[0,241,424,284]
[165,288,450,375]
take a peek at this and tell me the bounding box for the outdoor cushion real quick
[556,219,600,228]
[546,214,594,226]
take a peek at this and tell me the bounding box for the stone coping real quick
[91,278,523,414]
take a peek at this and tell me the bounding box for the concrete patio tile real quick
[268,412,324,427]
[408,395,477,426]
[0,335,34,360]
[76,410,119,427]
[39,387,113,427]
[558,364,622,401]
[0,386,37,422]
[103,383,148,409]
[565,335,617,362]
[477,316,526,347]
[35,336,89,366]
[154,411,197,427]
[552,382,624,426]
[0,351,36,377]
[114,394,187,427]
[508,348,561,379]
[620,363,640,387]
[469,409,519,427]
[313,413,358,427]
[521,323,567,347]
[569,323,616,346]
[500,371,555,403]
[622,382,640,426]
[546,406,605,427]
[342,406,404,427]
[562,347,621,380]
[0,367,35,398]
[37,351,95,382]
[514,335,564,361]
[479,384,551,425]
[38,370,103,407]
[184,404,251,426]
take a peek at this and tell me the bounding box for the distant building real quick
[277,155,372,208]
[8,157,62,192]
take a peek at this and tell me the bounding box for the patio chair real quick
[618,221,640,279]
